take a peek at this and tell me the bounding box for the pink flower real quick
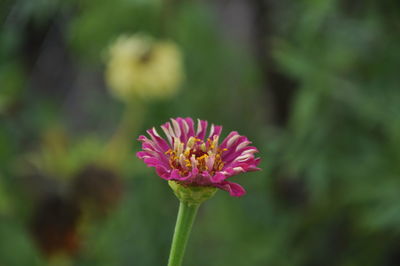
[137,118,261,197]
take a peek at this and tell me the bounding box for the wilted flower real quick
[106,34,184,101]
[137,118,260,197]
[30,194,81,257]
[72,164,123,216]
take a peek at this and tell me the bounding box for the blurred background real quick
[1,0,400,265]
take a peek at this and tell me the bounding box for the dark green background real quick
[1,0,400,265]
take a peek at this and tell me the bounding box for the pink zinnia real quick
[137,118,261,197]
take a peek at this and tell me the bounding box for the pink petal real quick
[146,128,170,152]
[156,166,171,180]
[161,122,175,145]
[184,117,195,137]
[220,131,239,149]
[171,118,182,139]
[211,172,226,183]
[136,151,150,159]
[216,181,246,197]
[144,157,163,167]
[176,118,190,143]
[169,169,182,180]
[223,146,257,163]
[196,119,208,140]
[209,124,222,139]
[138,135,148,142]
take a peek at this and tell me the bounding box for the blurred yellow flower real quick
[106,34,184,101]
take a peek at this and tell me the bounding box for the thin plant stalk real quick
[104,99,144,167]
[167,202,200,266]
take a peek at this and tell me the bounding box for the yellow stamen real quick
[197,154,208,161]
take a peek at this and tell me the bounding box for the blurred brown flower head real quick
[72,164,123,216]
[30,194,81,258]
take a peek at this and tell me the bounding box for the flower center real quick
[165,136,226,176]
[138,47,153,64]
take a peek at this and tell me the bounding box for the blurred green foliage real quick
[1,0,400,265]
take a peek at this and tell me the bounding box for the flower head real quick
[106,34,184,101]
[137,118,260,197]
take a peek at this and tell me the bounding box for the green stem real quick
[167,202,200,266]
[103,99,145,167]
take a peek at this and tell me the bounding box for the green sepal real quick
[168,181,217,206]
